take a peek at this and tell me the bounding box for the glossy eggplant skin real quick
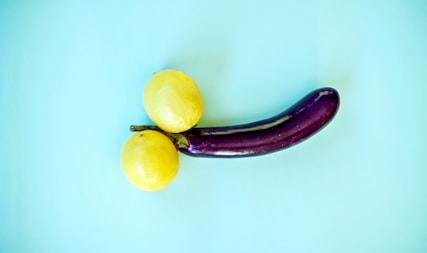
[179,87,339,157]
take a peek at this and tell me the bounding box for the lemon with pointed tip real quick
[120,130,179,191]
[143,69,203,133]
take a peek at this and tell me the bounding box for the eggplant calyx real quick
[129,125,189,150]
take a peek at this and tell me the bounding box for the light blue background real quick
[1,0,427,252]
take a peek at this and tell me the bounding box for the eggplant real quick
[131,87,340,158]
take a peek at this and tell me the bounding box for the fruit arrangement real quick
[121,69,340,191]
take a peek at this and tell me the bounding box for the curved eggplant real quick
[131,87,340,158]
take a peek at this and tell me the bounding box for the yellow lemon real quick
[143,69,203,133]
[120,130,179,191]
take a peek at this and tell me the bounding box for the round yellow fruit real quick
[120,130,179,191]
[143,69,203,133]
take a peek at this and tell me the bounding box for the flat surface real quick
[1,1,427,252]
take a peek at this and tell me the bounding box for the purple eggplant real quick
[131,87,339,158]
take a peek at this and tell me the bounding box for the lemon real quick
[120,130,179,191]
[143,69,203,133]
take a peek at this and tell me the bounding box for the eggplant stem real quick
[129,125,189,150]
[130,125,160,132]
